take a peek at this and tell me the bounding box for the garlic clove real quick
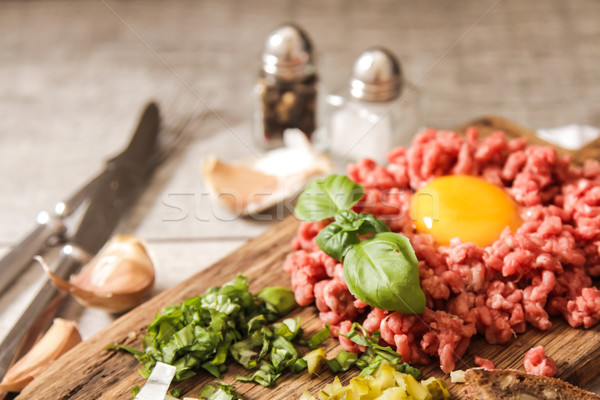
[40,235,155,313]
[202,129,332,215]
[0,318,81,392]
[202,155,280,213]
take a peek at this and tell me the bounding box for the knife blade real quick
[69,101,160,256]
[0,102,161,381]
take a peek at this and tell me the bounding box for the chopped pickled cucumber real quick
[369,363,397,393]
[421,377,450,400]
[350,376,371,396]
[304,348,326,375]
[377,387,409,399]
[302,361,449,400]
[403,374,432,400]
[300,392,317,400]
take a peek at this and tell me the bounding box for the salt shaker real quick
[254,24,324,150]
[329,47,422,164]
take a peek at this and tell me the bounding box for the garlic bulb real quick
[0,318,82,393]
[41,235,155,313]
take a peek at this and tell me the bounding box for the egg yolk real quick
[410,175,521,247]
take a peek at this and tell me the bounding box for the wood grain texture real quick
[16,117,600,399]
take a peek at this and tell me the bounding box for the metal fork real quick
[0,96,208,385]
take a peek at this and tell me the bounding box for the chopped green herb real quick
[168,387,182,398]
[199,382,244,399]
[337,322,421,379]
[236,359,281,387]
[306,323,330,350]
[289,357,308,373]
[257,286,296,316]
[131,385,140,396]
[108,275,298,383]
[326,349,358,373]
[273,316,302,341]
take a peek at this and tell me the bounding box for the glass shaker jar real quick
[254,24,325,150]
[329,47,422,164]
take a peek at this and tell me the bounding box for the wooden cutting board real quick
[18,116,600,399]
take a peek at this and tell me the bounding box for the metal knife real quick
[0,102,161,380]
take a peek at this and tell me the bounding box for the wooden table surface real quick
[1,0,599,396]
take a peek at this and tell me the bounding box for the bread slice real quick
[465,368,600,400]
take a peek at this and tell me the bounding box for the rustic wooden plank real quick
[573,136,600,165]
[17,118,600,399]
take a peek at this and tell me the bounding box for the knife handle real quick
[0,244,88,381]
[0,211,66,295]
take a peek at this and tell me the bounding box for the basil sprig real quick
[294,175,426,315]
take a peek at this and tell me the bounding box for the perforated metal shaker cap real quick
[262,23,315,79]
[350,47,403,102]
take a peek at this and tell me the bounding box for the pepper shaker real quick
[329,47,422,164]
[254,23,324,150]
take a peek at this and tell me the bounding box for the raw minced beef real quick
[474,356,495,370]
[283,128,600,373]
[523,346,558,377]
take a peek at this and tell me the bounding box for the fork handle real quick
[0,212,66,295]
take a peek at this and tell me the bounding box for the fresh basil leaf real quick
[356,213,390,235]
[343,232,426,314]
[332,209,362,229]
[294,175,364,221]
[315,210,389,261]
[315,221,361,260]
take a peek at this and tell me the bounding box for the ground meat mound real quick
[523,346,558,377]
[283,128,600,373]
